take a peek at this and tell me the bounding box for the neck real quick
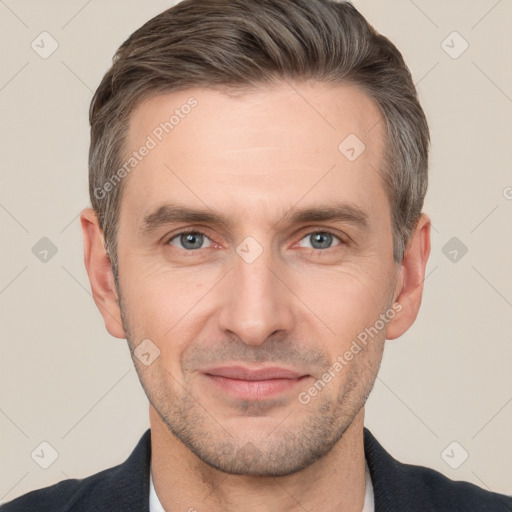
[150,406,367,512]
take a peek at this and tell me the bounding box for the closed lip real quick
[201,366,307,381]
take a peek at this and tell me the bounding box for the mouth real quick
[201,366,311,400]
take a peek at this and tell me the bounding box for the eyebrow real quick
[140,203,370,234]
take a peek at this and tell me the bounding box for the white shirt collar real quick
[149,465,166,512]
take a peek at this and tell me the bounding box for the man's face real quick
[116,81,398,476]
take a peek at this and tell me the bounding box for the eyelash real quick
[165,229,345,253]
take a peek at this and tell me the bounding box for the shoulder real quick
[363,428,512,511]
[0,430,152,512]
[392,455,511,511]
[0,468,115,512]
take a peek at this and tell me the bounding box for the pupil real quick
[312,232,331,249]
[182,233,203,250]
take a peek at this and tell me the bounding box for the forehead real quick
[120,81,387,227]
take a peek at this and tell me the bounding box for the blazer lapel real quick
[96,428,152,512]
[364,427,433,512]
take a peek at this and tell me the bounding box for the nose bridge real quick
[218,243,293,345]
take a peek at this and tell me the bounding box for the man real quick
[2,0,510,511]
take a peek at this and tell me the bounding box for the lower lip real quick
[204,374,309,400]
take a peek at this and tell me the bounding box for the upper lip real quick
[202,366,307,381]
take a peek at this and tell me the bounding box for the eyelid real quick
[166,229,215,249]
[294,228,346,249]
[164,225,215,242]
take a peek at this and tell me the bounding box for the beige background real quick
[1,0,511,503]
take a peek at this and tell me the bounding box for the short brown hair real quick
[89,0,429,282]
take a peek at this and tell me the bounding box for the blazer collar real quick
[363,427,434,512]
[105,428,151,512]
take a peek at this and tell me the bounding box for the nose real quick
[218,248,295,346]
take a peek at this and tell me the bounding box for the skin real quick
[81,80,430,511]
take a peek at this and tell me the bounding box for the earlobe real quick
[80,208,126,339]
[386,214,431,340]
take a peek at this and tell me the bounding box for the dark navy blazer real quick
[2,428,511,511]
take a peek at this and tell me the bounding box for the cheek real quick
[293,259,392,328]
[120,263,216,365]
[121,256,205,321]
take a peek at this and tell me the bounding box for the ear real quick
[386,213,431,340]
[80,207,126,339]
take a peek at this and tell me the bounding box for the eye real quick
[297,231,342,250]
[168,231,212,251]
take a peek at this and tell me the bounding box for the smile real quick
[202,366,311,400]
